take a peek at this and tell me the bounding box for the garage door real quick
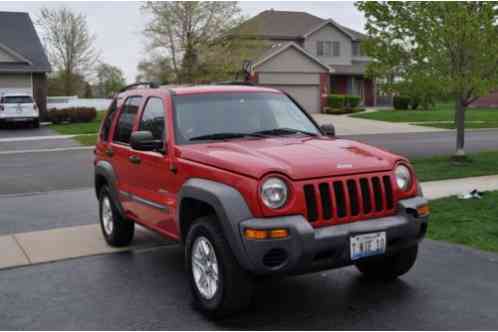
[0,74,32,96]
[267,85,321,113]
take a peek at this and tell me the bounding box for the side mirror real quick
[130,131,164,152]
[320,124,335,137]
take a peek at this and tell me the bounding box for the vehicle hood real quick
[177,137,403,180]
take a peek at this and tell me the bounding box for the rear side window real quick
[113,96,142,144]
[100,100,118,142]
[139,97,166,141]
[1,96,33,104]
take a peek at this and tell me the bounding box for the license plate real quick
[350,232,386,260]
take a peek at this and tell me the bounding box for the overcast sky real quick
[0,1,366,82]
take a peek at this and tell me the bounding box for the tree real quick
[95,63,127,97]
[47,70,88,97]
[37,7,99,96]
[357,2,498,156]
[142,1,243,83]
[136,55,175,84]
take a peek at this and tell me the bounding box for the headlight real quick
[395,164,412,191]
[261,177,288,209]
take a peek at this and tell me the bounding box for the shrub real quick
[393,96,411,110]
[47,107,97,124]
[47,108,67,124]
[345,95,361,109]
[327,94,345,109]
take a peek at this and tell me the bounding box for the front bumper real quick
[238,196,428,275]
[0,116,38,122]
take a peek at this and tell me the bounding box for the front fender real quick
[178,178,254,271]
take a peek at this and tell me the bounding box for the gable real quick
[255,44,329,73]
[0,12,51,73]
[304,24,353,66]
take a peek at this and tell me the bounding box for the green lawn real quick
[418,122,498,129]
[73,134,98,146]
[428,191,498,253]
[352,103,498,128]
[412,150,498,182]
[49,111,105,135]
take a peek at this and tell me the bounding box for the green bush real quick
[47,107,97,124]
[393,96,411,110]
[345,95,361,109]
[327,95,345,109]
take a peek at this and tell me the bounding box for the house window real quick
[352,42,364,56]
[317,41,340,57]
[332,41,340,57]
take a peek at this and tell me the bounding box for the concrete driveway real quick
[1,239,497,330]
[313,113,448,136]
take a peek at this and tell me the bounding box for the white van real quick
[0,93,39,128]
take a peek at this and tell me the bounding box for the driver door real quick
[127,96,177,238]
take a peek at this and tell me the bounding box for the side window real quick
[139,97,166,141]
[113,96,142,144]
[100,99,118,142]
[332,41,340,57]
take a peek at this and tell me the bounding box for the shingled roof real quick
[235,10,367,41]
[0,12,51,73]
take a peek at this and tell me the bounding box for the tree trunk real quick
[455,97,466,156]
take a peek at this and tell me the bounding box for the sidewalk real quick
[312,113,448,135]
[421,174,498,200]
[1,175,497,271]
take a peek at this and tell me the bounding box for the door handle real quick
[105,148,114,157]
[129,155,141,164]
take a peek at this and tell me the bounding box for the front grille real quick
[303,173,396,226]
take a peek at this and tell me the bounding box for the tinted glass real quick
[139,97,166,141]
[173,92,319,145]
[2,96,33,104]
[100,99,118,141]
[113,96,142,144]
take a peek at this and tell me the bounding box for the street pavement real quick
[1,239,498,330]
[1,129,497,195]
[346,129,498,158]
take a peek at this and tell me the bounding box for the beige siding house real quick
[235,10,375,112]
[0,12,51,118]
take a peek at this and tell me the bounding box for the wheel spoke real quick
[191,236,219,300]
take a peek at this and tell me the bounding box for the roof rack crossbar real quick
[119,81,159,93]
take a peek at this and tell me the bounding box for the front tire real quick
[99,186,134,247]
[32,118,40,129]
[355,244,418,280]
[185,216,253,318]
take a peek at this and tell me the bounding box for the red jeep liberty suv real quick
[94,83,429,317]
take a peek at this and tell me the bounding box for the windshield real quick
[173,92,320,144]
[1,96,33,104]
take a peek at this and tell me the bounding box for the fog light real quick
[244,228,289,240]
[417,204,430,217]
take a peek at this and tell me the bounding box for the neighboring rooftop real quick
[0,11,51,73]
[234,9,367,41]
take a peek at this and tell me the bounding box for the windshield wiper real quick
[189,132,265,141]
[251,127,318,137]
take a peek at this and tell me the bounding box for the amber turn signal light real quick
[244,228,289,240]
[417,204,430,217]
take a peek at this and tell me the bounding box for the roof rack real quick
[210,80,255,86]
[119,81,159,93]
